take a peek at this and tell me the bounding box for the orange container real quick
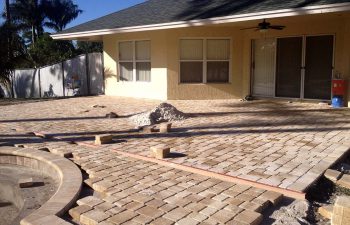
[332,79,347,96]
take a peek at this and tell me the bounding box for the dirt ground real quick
[0,164,58,225]
[0,98,63,106]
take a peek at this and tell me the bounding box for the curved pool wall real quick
[0,147,82,225]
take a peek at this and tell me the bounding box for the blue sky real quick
[1,0,146,29]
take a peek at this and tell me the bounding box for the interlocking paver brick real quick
[2,97,350,224]
[137,205,164,218]
[163,207,191,221]
[150,217,174,225]
[176,217,199,225]
[337,174,350,189]
[233,210,263,225]
[80,209,110,225]
[69,205,93,221]
[77,196,104,207]
[108,210,138,224]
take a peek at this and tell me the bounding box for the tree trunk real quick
[5,0,10,22]
[32,25,36,46]
[5,0,12,62]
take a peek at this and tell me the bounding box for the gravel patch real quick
[130,103,187,127]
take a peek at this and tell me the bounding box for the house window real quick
[180,39,230,83]
[118,40,151,82]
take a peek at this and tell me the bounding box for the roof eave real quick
[51,2,350,40]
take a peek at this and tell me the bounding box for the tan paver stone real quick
[150,217,174,225]
[188,212,208,222]
[318,205,333,220]
[69,205,93,221]
[324,169,342,183]
[211,209,236,223]
[93,180,116,193]
[124,201,144,211]
[80,209,110,225]
[108,210,138,224]
[137,205,164,218]
[336,174,350,189]
[199,207,218,216]
[95,202,116,212]
[256,191,283,206]
[77,196,104,207]
[239,201,264,212]
[95,134,113,145]
[97,221,114,225]
[159,123,172,133]
[233,210,263,225]
[106,206,125,216]
[132,214,153,224]
[163,207,191,221]
[176,217,199,225]
[146,199,166,209]
[150,146,170,159]
[332,196,350,225]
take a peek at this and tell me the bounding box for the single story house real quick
[52,0,350,106]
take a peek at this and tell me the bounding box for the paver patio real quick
[1,96,350,196]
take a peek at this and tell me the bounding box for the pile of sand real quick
[262,200,311,225]
[130,103,187,127]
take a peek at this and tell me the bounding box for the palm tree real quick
[11,0,47,45]
[45,0,82,32]
[0,23,26,87]
[4,0,11,22]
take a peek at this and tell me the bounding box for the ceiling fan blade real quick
[240,26,259,30]
[269,25,286,30]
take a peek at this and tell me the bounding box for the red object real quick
[332,79,347,96]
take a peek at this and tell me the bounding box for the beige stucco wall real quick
[103,30,168,100]
[103,12,350,104]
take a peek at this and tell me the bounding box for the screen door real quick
[304,35,333,100]
[275,37,303,98]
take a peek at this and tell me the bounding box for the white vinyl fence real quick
[9,52,104,98]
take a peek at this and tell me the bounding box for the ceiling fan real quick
[240,19,286,32]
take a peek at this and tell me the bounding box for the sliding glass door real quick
[304,35,333,100]
[275,37,303,98]
[252,35,334,100]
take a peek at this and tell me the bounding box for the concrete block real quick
[95,134,113,145]
[324,169,342,183]
[18,178,34,188]
[318,205,333,220]
[150,146,170,159]
[337,174,350,189]
[160,123,172,133]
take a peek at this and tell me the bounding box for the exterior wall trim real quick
[52,3,350,40]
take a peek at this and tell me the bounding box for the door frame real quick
[250,33,335,101]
